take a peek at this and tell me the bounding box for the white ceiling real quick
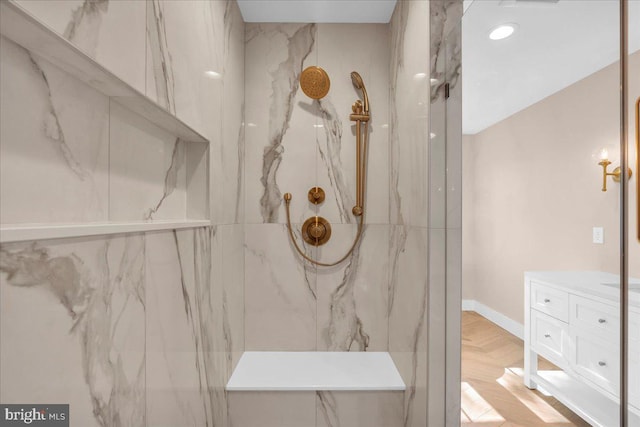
[237,0,397,23]
[463,0,640,134]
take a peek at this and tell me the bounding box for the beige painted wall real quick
[463,51,640,324]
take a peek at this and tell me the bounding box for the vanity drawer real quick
[570,295,619,342]
[531,282,569,322]
[571,330,619,396]
[531,310,569,369]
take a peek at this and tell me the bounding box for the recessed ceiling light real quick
[489,24,517,40]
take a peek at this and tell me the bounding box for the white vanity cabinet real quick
[524,271,640,426]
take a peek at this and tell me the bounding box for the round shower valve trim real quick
[302,216,332,246]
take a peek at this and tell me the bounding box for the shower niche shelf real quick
[0,220,211,244]
[0,1,211,243]
[0,0,208,144]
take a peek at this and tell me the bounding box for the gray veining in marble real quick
[430,0,463,102]
[28,54,89,181]
[235,104,246,224]
[145,138,185,220]
[389,227,428,427]
[387,225,406,317]
[64,0,109,55]
[0,237,146,426]
[389,0,408,226]
[322,230,370,351]
[146,227,230,427]
[403,303,426,427]
[259,24,316,223]
[317,391,339,427]
[147,0,176,112]
[316,99,353,224]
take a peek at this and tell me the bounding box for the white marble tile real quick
[431,4,463,424]
[446,32,463,231]
[388,226,428,353]
[316,391,404,427]
[146,1,231,224]
[390,0,430,228]
[0,36,109,225]
[146,227,227,426]
[430,0,463,105]
[244,223,317,350]
[388,225,428,427]
[209,224,232,427]
[316,224,390,351]
[14,0,146,93]
[0,235,146,425]
[314,24,390,226]
[220,1,246,225]
[389,350,428,427]
[229,391,316,427]
[244,23,318,224]
[221,224,245,371]
[109,101,187,221]
[145,0,224,140]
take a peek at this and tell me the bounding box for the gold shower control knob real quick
[309,223,325,239]
[307,187,325,204]
[302,216,332,246]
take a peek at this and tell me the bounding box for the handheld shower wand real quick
[349,71,370,218]
[350,71,369,114]
[284,71,371,267]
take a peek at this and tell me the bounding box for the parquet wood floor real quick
[461,311,591,427]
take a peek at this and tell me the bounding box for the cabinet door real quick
[531,310,569,369]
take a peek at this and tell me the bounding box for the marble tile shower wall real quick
[388,1,431,426]
[1,1,245,426]
[243,23,391,352]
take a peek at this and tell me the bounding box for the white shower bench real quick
[226,352,406,426]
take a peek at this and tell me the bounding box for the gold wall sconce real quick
[598,149,632,192]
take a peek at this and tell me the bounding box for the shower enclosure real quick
[0,0,463,426]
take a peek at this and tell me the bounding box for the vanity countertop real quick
[525,271,640,308]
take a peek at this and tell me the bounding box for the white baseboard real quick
[462,299,524,340]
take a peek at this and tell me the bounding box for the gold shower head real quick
[300,66,330,99]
